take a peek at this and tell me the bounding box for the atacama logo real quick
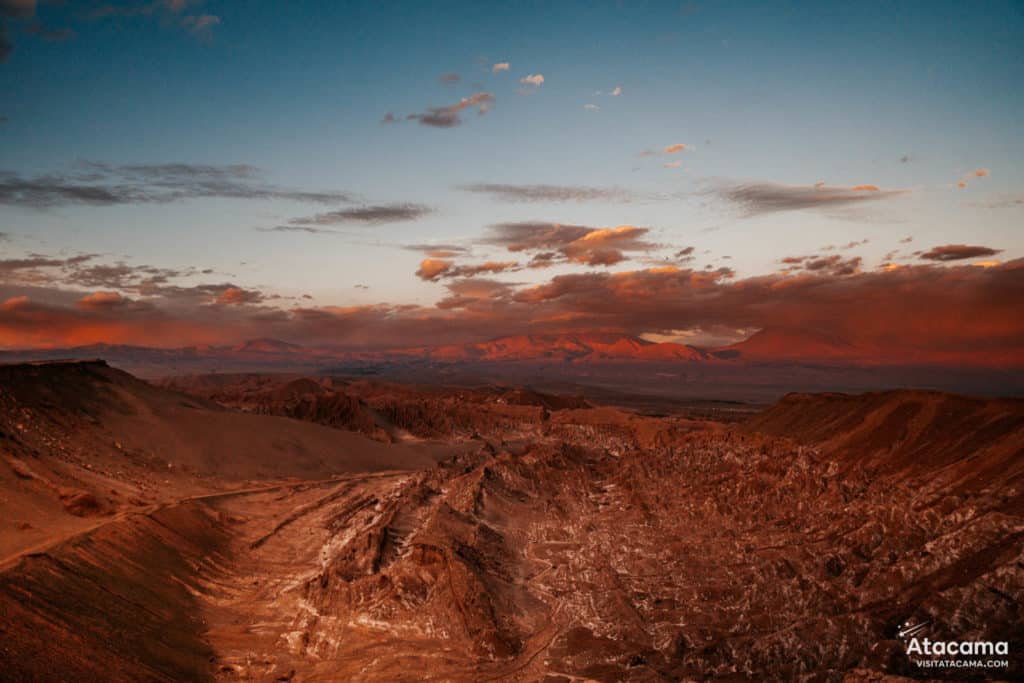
[897,619,1010,671]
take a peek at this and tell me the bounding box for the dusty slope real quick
[0,361,447,563]
[746,389,1024,486]
[0,360,438,477]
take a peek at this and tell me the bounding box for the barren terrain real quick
[1,362,1021,681]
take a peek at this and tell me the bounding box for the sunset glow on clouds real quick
[0,1,1021,363]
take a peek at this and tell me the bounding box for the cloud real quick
[491,62,509,73]
[714,181,909,216]
[87,1,199,19]
[82,1,218,41]
[584,103,599,111]
[802,255,862,276]
[0,251,272,311]
[485,222,592,251]
[216,286,263,305]
[483,222,655,267]
[3,257,1023,364]
[0,162,352,208]
[435,278,516,310]
[519,74,544,86]
[288,203,432,226]
[25,21,75,42]
[404,91,495,128]
[438,72,461,84]
[664,143,687,154]
[180,13,219,37]
[957,168,991,189]
[664,161,682,168]
[166,0,199,11]
[256,225,337,235]
[415,259,518,281]
[610,86,622,96]
[458,183,634,203]
[0,23,12,61]
[919,244,1002,262]
[402,244,469,258]
[76,291,127,310]
[968,194,1024,209]
[415,259,453,281]
[0,0,34,20]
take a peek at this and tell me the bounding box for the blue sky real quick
[0,0,1022,349]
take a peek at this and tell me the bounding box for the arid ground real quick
[0,360,1021,681]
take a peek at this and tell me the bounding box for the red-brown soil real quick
[1,363,1021,681]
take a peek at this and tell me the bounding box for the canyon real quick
[0,361,1021,681]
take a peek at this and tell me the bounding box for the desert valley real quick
[0,355,1021,681]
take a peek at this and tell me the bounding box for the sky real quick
[0,0,1022,358]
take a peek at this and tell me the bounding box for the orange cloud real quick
[485,222,655,267]
[216,286,263,305]
[416,259,455,281]
[3,259,1024,367]
[416,259,518,281]
[77,291,126,310]
[663,143,687,154]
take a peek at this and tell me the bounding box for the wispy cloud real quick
[26,21,75,42]
[402,243,469,258]
[714,181,909,216]
[919,244,1001,261]
[0,1,35,20]
[491,62,509,73]
[438,72,461,84]
[403,91,495,128]
[256,225,337,235]
[0,162,352,208]
[519,73,544,86]
[968,193,1024,209]
[956,168,991,189]
[0,24,11,61]
[180,13,219,38]
[287,203,432,226]
[458,183,634,203]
